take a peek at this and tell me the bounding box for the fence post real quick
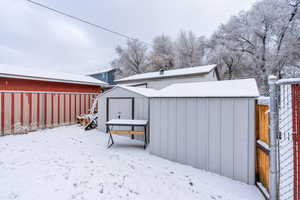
[269,75,279,200]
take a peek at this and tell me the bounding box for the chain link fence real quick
[269,77,300,200]
[278,84,294,200]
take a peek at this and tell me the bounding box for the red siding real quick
[0,77,102,93]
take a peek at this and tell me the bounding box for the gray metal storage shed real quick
[97,86,157,141]
[149,79,259,184]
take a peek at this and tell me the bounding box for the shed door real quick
[107,98,133,131]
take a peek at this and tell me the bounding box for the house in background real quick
[114,64,219,89]
[87,68,116,85]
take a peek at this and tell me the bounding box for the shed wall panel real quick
[208,99,221,174]
[197,99,209,170]
[149,97,256,184]
[186,98,198,166]
[167,99,177,161]
[176,99,187,164]
[220,99,235,178]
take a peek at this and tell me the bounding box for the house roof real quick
[115,64,217,83]
[152,79,259,98]
[0,64,108,86]
[86,67,116,75]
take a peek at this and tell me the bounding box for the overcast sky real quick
[0,0,258,74]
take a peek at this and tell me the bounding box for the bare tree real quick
[111,39,149,78]
[175,30,205,68]
[149,35,175,71]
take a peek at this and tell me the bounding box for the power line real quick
[25,0,151,46]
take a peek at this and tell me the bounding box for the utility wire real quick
[25,0,151,46]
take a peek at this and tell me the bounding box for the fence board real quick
[256,104,270,192]
[0,91,99,136]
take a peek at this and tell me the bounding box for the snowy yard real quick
[0,126,263,200]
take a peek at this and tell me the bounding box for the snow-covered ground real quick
[0,126,263,200]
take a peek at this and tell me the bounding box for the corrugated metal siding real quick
[149,97,256,184]
[0,91,98,136]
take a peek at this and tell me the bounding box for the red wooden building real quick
[0,68,107,135]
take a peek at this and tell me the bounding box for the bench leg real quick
[144,126,147,149]
[107,126,114,148]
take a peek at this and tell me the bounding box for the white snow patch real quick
[0,126,264,200]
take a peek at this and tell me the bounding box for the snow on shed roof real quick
[0,64,108,86]
[152,79,259,98]
[118,85,158,97]
[99,85,158,98]
[115,64,217,83]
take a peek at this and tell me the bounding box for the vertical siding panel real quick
[167,98,177,161]
[4,93,11,134]
[63,94,67,124]
[44,93,47,128]
[73,94,77,123]
[47,93,52,128]
[248,99,256,184]
[20,93,24,128]
[14,94,21,133]
[31,93,37,130]
[23,93,29,131]
[197,98,209,170]
[160,99,168,158]
[0,93,2,135]
[156,99,162,155]
[234,99,249,183]
[37,93,40,128]
[11,93,15,134]
[176,98,187,164]
[69,94,72,123]
[221,99,235,178]
[186,98,198,166]
[28,93,32,130]
[83,94,86,114]
[57,94,60,125]
[150,99,159,155]
[208,99,221,174]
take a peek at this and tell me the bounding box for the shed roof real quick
[115,64,217,83]
[152,79,259,98]
[0,64,108,86]
[100,85,158,98]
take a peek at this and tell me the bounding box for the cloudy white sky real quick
[0,0,258,74]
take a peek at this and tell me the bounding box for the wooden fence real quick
[256,103,270,197]
[0,91,99,136]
